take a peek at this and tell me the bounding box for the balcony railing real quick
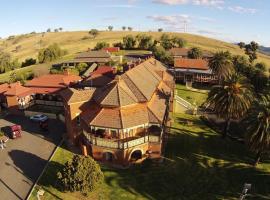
[35,100,63,106]
[83,131,162,149]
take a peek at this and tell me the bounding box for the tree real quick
[232,55,250,75]
[243,96,270,166]
[113,42,123,49]
[108,26,113,31]
[57,155,103,195]
[127,27,133,31]
[38,43,67,63]
[158,28,163,32]
[76,63,88,74]
[59,27,63,31]
[160,34,174,50]
[136,34,154,50]
[54,29,59,32]
[21,58,36,67]
[251,67,268,94]
[243,41,259,63]
[152,46,173,66]
[205,74,253,138]
[209,51,234,83]
[0,52,12,73]
[89,29,99,38]
[94,42,109,50]
[122,26,126,31]
[188,47,202,59]
[255,62,267,72]
[172,36,186,48]
[47,28,51,32]
[122,35,136,49]
[238,42,246,49]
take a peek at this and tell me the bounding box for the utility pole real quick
[239,183,252,200]
[183,19,188,33]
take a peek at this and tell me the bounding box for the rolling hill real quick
[0,31,270,83]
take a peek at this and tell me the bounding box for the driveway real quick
[0,114,64,200]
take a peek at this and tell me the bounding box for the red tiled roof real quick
[174,58,209,70]
[25,74,81,88]
[29,87,61,94]
[91,66,114,76]
[102,47,120,53]
[4,82,32,97]
[0,83,9,94]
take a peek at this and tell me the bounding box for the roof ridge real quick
[119,108,124,129]
[147,106,161,123]
[118,81,138,104]
[142,63,161,83]
[124,73,148,101]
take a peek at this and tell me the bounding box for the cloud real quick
[228,6,257,14]
[94,4,136,8]
[147,14,192,25]
[152,0,224,8]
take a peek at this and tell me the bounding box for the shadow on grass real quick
[102,128,270,200]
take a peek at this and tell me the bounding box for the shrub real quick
[94,42,109,50]
[57,155,103,195]
[76,63,88,74]
[21,58,36,67]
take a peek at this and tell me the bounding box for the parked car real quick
[30,114,49,122]
[2,125,22,139]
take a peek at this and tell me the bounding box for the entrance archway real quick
[130,150,142,161]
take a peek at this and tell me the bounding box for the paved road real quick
[0,115,64,200]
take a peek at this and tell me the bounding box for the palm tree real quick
[209,51,234,83]
[243,95,270,166]
[205,74,253,138]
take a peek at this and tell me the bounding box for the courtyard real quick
[0,115,64,200]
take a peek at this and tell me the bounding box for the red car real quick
[10,125,22,139]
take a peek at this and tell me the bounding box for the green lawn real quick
[175,84,209,106]
[30,113,270,200]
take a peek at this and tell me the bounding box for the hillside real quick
[259,46,270,56]
[1,31,270,78]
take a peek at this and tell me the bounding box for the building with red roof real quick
[173,58,218,84]
[0,72,81,112]
[102,47,120,53]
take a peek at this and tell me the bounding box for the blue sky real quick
[0,0,269,46]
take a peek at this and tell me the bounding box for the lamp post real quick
[239,183,252,200]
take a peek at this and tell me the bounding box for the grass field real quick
[1,31,270,66]
[175,83,209,106]
[29,113,270,200]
